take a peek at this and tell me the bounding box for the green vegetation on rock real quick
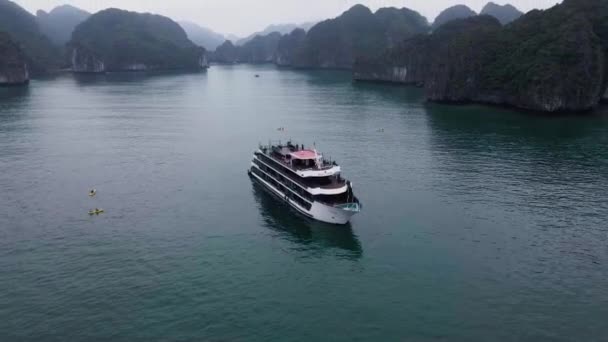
[290,5,429,69]
[375,7,430,46]
[211,40,239,63]
[0,0,60,75]
[236,23,314,46]
[211,32,282,64]
[237,32,281,63]
[210,4,430,69]
[354,0,608,112]
[480,2,523,25]
[274,29,306,66]
[69,8,207,72]
[432,5,477,30]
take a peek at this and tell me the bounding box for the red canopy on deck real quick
[290,150,319,160]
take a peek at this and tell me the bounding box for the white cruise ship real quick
[248,141,361,225]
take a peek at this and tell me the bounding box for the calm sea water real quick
[1,65,608,341]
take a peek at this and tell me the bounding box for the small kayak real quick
[88,209,104,215]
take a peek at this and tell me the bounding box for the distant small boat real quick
[255,74,260,78]
[89,189,97,197]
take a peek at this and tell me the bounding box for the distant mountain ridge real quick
[480,2,523,24]
[432,5,477,29]
[274,28,306,66]
[282,5,430,69]
[211,4,430,69]
[179,21,225,50]
[210,32,282,64]
[36,4,90,45]
[431,2,524,29]
[236,22,316,46]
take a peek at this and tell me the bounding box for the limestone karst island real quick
[1,0,607,112]
[1,0,608,341]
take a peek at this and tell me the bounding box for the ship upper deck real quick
[258,142,341,178]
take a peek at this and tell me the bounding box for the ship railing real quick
[317,195,361,212]
[254,154,347,191]
[297,163,337,172]
[258,149,338,173]
[334,202,361,212]
[258,141,338,171]
[278,165,346,190]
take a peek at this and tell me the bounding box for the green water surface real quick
[1,65,607,341]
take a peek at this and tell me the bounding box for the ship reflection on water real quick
[251,183,363,259]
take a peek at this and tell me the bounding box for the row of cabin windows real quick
[258,154,343,188]
[251,167,312,211]
[257,153,291,173]
[257,153,339,188]
[254,158,347,204]
[291,158,317,169]
[253,159,314,202]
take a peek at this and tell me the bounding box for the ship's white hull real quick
[249,170,357,225]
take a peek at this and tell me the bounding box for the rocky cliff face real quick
[70,45,105,73]
[423,16,504,103]
[238,32,281,63]
[0,0,60,75]
[0,32,29,85]
[211,33,281,64]
[199,54,209,68]
[274,29,306,66]
[316,5,389,68]
[353,35,429,85]
[69,8,208,72]
[211,40,238,63]
[210,5,428,69]
[486,11,605,112]
[355,0,608,113]
[291,5,429,69]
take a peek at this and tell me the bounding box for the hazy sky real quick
[17,0,561,37]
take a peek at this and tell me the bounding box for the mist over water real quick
[1,65,607,341]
